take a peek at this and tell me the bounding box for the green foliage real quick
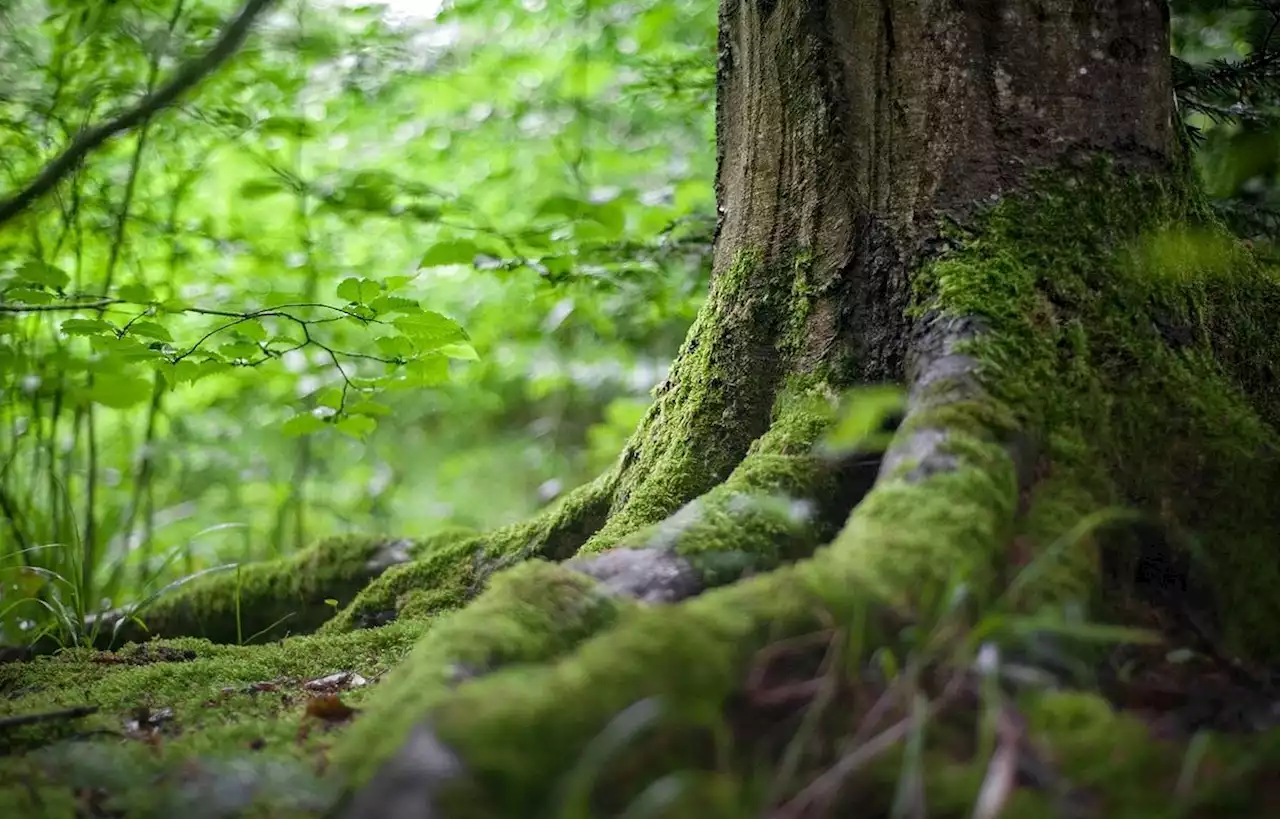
[0,0,715,645]
[1172,0,1280,247]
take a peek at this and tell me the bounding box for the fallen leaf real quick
[304,694,357,724]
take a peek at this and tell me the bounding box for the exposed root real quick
[321,474,617,633]
[331,379,875,630]
[81,534,430,648]
[332,320,1028,812]
[580,249,809,552]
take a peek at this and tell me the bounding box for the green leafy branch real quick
[0,0,280,228]
[1,269,477,441]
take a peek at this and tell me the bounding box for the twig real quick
[0,0,278,227]
[0,705,98,732]
[0,300,114,313]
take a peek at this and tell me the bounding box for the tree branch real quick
[0,0,278,229]
[0,299,115,313]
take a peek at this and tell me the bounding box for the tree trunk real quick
[5,1,1280,817]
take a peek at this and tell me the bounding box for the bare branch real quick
[0,299,116,313]
[0,0,278,228]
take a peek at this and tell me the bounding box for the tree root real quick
[320,473,617,633]
[330,314,1041,816]
[78,533,432,648]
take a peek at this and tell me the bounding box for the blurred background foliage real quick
[0,0,1275,645]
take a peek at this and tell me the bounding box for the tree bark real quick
[5,1,1280,817]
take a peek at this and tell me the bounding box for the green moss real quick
[405,568,817,816]
[335,429,1024,813]
[1021,690,1280,816]
[1005,475,1109,609]
[0,620,427,816]
[321,475,615,633]
[579,388,842,590]
[917,159,1280,657]
[334,559,630,786]
[821,436,1020,616]
[583,248,811,551]
[98,534,429,647]
[781,250,817,357]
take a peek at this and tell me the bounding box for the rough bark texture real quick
[5,1,1280,818]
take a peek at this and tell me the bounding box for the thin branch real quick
[0,300,114,313]
[0,0,278,228]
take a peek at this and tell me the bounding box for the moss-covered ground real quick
[3,160,1280,817]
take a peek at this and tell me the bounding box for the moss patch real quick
[583,248,813,551]
[580,387,850,588]
[94,534,429,647]
[333,559,630,786]
[332,426,1020,813]
[917,159,1280,658]
[0,620,426,816]
[321,475,614,633]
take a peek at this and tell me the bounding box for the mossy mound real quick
[1,622,426,817]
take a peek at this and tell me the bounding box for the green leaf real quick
[316,387,344,409]
[348,399,391,417]
[61,318,115,337]
[117,283,155,304]
[16,261,69,290]
[336,415,377,440]
[127,320,172,342]
[87,375,152,409]
[368,295,421,315]
[91,336,164,363]
[167,360,203,386]
[337,277,381,304]
[219,341,260,361]
[258,116,315,138]
[586,200,626,236]
[535,195,625,238]
[535,195,584,220]
[344,304,377,322]
[404,203,442,222]
[282,413,327,437]
[333,171,397,213]
[439,342,479,360]
[164,359,230,386]
[4,288,54,305]
[419,240,478,268]
[406,354,448,386]
[239,178,288,199]
[235,319,267,342]
[375,335,414,359]
[392,312,466,350]
[822,386,905,455]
